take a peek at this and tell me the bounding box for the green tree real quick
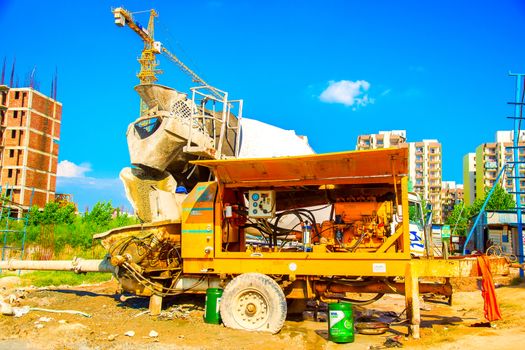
[83,201,113,227]
[445,185,515,236]
[469,185,515,216]
[445,202,469,236]
[28,202,76,226]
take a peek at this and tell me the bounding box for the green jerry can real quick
[204,288,223,324]
[328,302,354,343]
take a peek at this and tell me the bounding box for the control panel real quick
[248,190,276,218]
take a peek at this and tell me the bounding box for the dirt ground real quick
[1,273,525,350]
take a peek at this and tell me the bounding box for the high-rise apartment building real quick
[0,85,61,215]
[462,153,476,206]
[441,181,463,222]
[469,131,525,205]
[356,130,406,150]
[408,140,443,223]
[356,131,444,223]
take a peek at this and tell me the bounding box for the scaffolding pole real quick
[510,72,525,277]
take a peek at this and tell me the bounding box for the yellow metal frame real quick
[182,149,413,276]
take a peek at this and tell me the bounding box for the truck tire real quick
[220,272,287,334]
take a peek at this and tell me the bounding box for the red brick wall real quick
[24,168,49,190]
[7,90,28,108]
[25,189,47,207]
[30,113,50,133]
[31,92,55,115]
[26,150,51,170]
[6,189,22,206]
[52,120,60,138]
[50,157,57,174]
[0,88,61,208]
[5,110,26,127]
[55,104,62,122]
[1,149,23,166]
[3,129,24,147]
[49,174,56,192]
[28,130,52,152]
[1,168,21,186]
[52,141,59,156]
[30,113,61,140]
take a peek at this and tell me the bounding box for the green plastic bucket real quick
[204,288,223,324]
[328,302,354,343]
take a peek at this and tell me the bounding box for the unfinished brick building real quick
[0,85,61,214]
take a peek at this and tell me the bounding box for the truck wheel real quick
[220,273,287,334]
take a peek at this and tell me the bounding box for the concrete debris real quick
[149,330,159,338]
[124,330,135,337]
[0,300,14,315]
[107,334,118,341]
[384,336,403,348]
[14,306,31,317]
[30,307,91,318]
[58,320,67,324]
[157,304,192,320]
[3,305,90,318]
[7,294,19,304]
[317,311,327,322]
[0,276,22,290]
[134,310,150,318]
[35,323,44,329]
[38,316,53,323]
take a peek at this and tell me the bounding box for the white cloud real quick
[55,161,129,212]
[319,80,373,110]
[57,160,91,178]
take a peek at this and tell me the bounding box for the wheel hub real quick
[234,290,269,329]
[245,303,256,316]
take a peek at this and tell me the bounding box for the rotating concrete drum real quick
[220,273,287,334]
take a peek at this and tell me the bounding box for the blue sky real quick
[1,0,525,211]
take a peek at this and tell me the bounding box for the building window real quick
[7,169,13,178]
[14,91,20,99]
[11,130,16,138]
[9,149,14,158]
[13,111,18,118]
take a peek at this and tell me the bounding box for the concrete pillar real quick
[149,294,163,316]
[405,262,420,338]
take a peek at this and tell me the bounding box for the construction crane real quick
[112,7,218,112]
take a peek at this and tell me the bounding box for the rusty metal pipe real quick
[0,257,116,274]
[315,281,452,296]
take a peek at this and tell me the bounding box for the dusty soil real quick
[1,274,524,350]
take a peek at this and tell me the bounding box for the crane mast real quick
[112,7,221,111]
